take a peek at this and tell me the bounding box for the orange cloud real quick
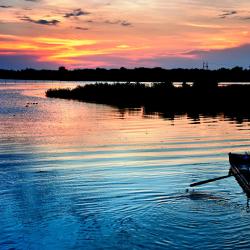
[0,33,152,66]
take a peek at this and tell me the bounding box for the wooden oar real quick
[190,174,232,187]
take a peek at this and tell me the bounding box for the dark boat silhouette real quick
[229,152,250,197]
[190,153,250,198]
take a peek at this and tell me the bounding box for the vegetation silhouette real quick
[1,66,250,82]
[46,80,250,113]
[2,66,250,115]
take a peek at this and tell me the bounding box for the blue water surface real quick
[1,81,250,249]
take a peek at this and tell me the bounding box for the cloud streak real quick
[104,20,132,26]
[20,16,60,25]
[240,16,250,20]
[219,10,237,19]
[75,27,89,30]
[64,9,90,18]
[0,5,12,8]
[0,54,58,69]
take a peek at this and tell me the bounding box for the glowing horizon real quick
[1,0,250,69]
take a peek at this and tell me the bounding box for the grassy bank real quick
[46,82,250,112]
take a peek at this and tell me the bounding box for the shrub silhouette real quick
[46,81,250,112]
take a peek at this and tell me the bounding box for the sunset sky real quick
[1,0,250,69]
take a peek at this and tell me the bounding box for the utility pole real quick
[203,61,209,70]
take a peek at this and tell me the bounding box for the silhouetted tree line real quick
[1,66,250,82]
[46,81,250,112]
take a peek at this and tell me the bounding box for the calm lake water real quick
[1,81,250,249]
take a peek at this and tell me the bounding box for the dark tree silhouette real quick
[1,67,250,82]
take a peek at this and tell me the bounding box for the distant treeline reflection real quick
[142,109,250,124]
[115,108,250,124]
[46,80,250,116]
